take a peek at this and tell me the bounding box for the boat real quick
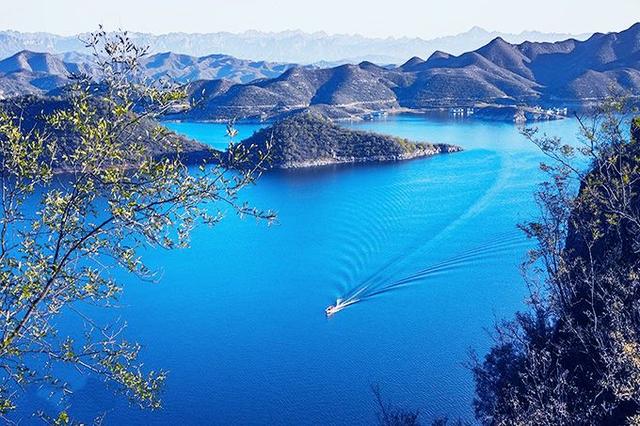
[325,298,358,316]
[325,303,343,316]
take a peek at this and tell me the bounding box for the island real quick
[235,112,462,169]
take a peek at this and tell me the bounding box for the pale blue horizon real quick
[1,0,638,39]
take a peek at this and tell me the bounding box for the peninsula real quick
[235,113,462,169]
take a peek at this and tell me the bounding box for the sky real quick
[1,0,638,38]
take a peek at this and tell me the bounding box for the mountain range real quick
[0,50,295,98]
[174,22,640,120]
[0,27,591,65]
[2,23,639,120]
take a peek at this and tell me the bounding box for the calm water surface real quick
[20,115,580,424]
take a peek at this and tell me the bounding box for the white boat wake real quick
[325,230,528,316]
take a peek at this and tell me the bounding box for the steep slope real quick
[180,67,335,119]
[0,50,69,75]
[475,37,533,80]
[138,52,295,84]
[398,51,540,108]
[0,51,98,98]
[310,64,398,107]
[400,56,426,71]
[473,116,640,425]
[0,50,296,99]
[520,22,640,99]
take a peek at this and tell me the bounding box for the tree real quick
[472,100,640,424]
[0,28,273,422]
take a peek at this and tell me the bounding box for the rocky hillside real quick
[173,23,640,121]
[0,51,97,98]
[180,63,400,120]
[136,52,294,84]
[236,113,461,169]
[0,50,296,98]
[4,23,639,119]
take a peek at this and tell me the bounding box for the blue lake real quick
[18,115,580,424]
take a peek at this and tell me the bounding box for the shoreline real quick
[163,103,575,125]
[273,144,463,170]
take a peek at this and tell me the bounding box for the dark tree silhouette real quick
[473,101,640,425]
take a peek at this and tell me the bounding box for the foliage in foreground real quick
[0,29,273,422]
[473,101,640,424]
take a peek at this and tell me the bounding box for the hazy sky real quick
[1,0,638,38]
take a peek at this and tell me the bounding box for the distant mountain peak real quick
[167,23,640,122]
[400,56,425,68]
[488,36,509,44]
[477,36,522,56]
[427,50,451,59]
[0,50,68,75]
[467,26,489,35]
[358,60,384,71]
[625,22,640,38]
[0,26,598,65]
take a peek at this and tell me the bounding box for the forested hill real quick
[236,113,461,169]
[0,95,215,170]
